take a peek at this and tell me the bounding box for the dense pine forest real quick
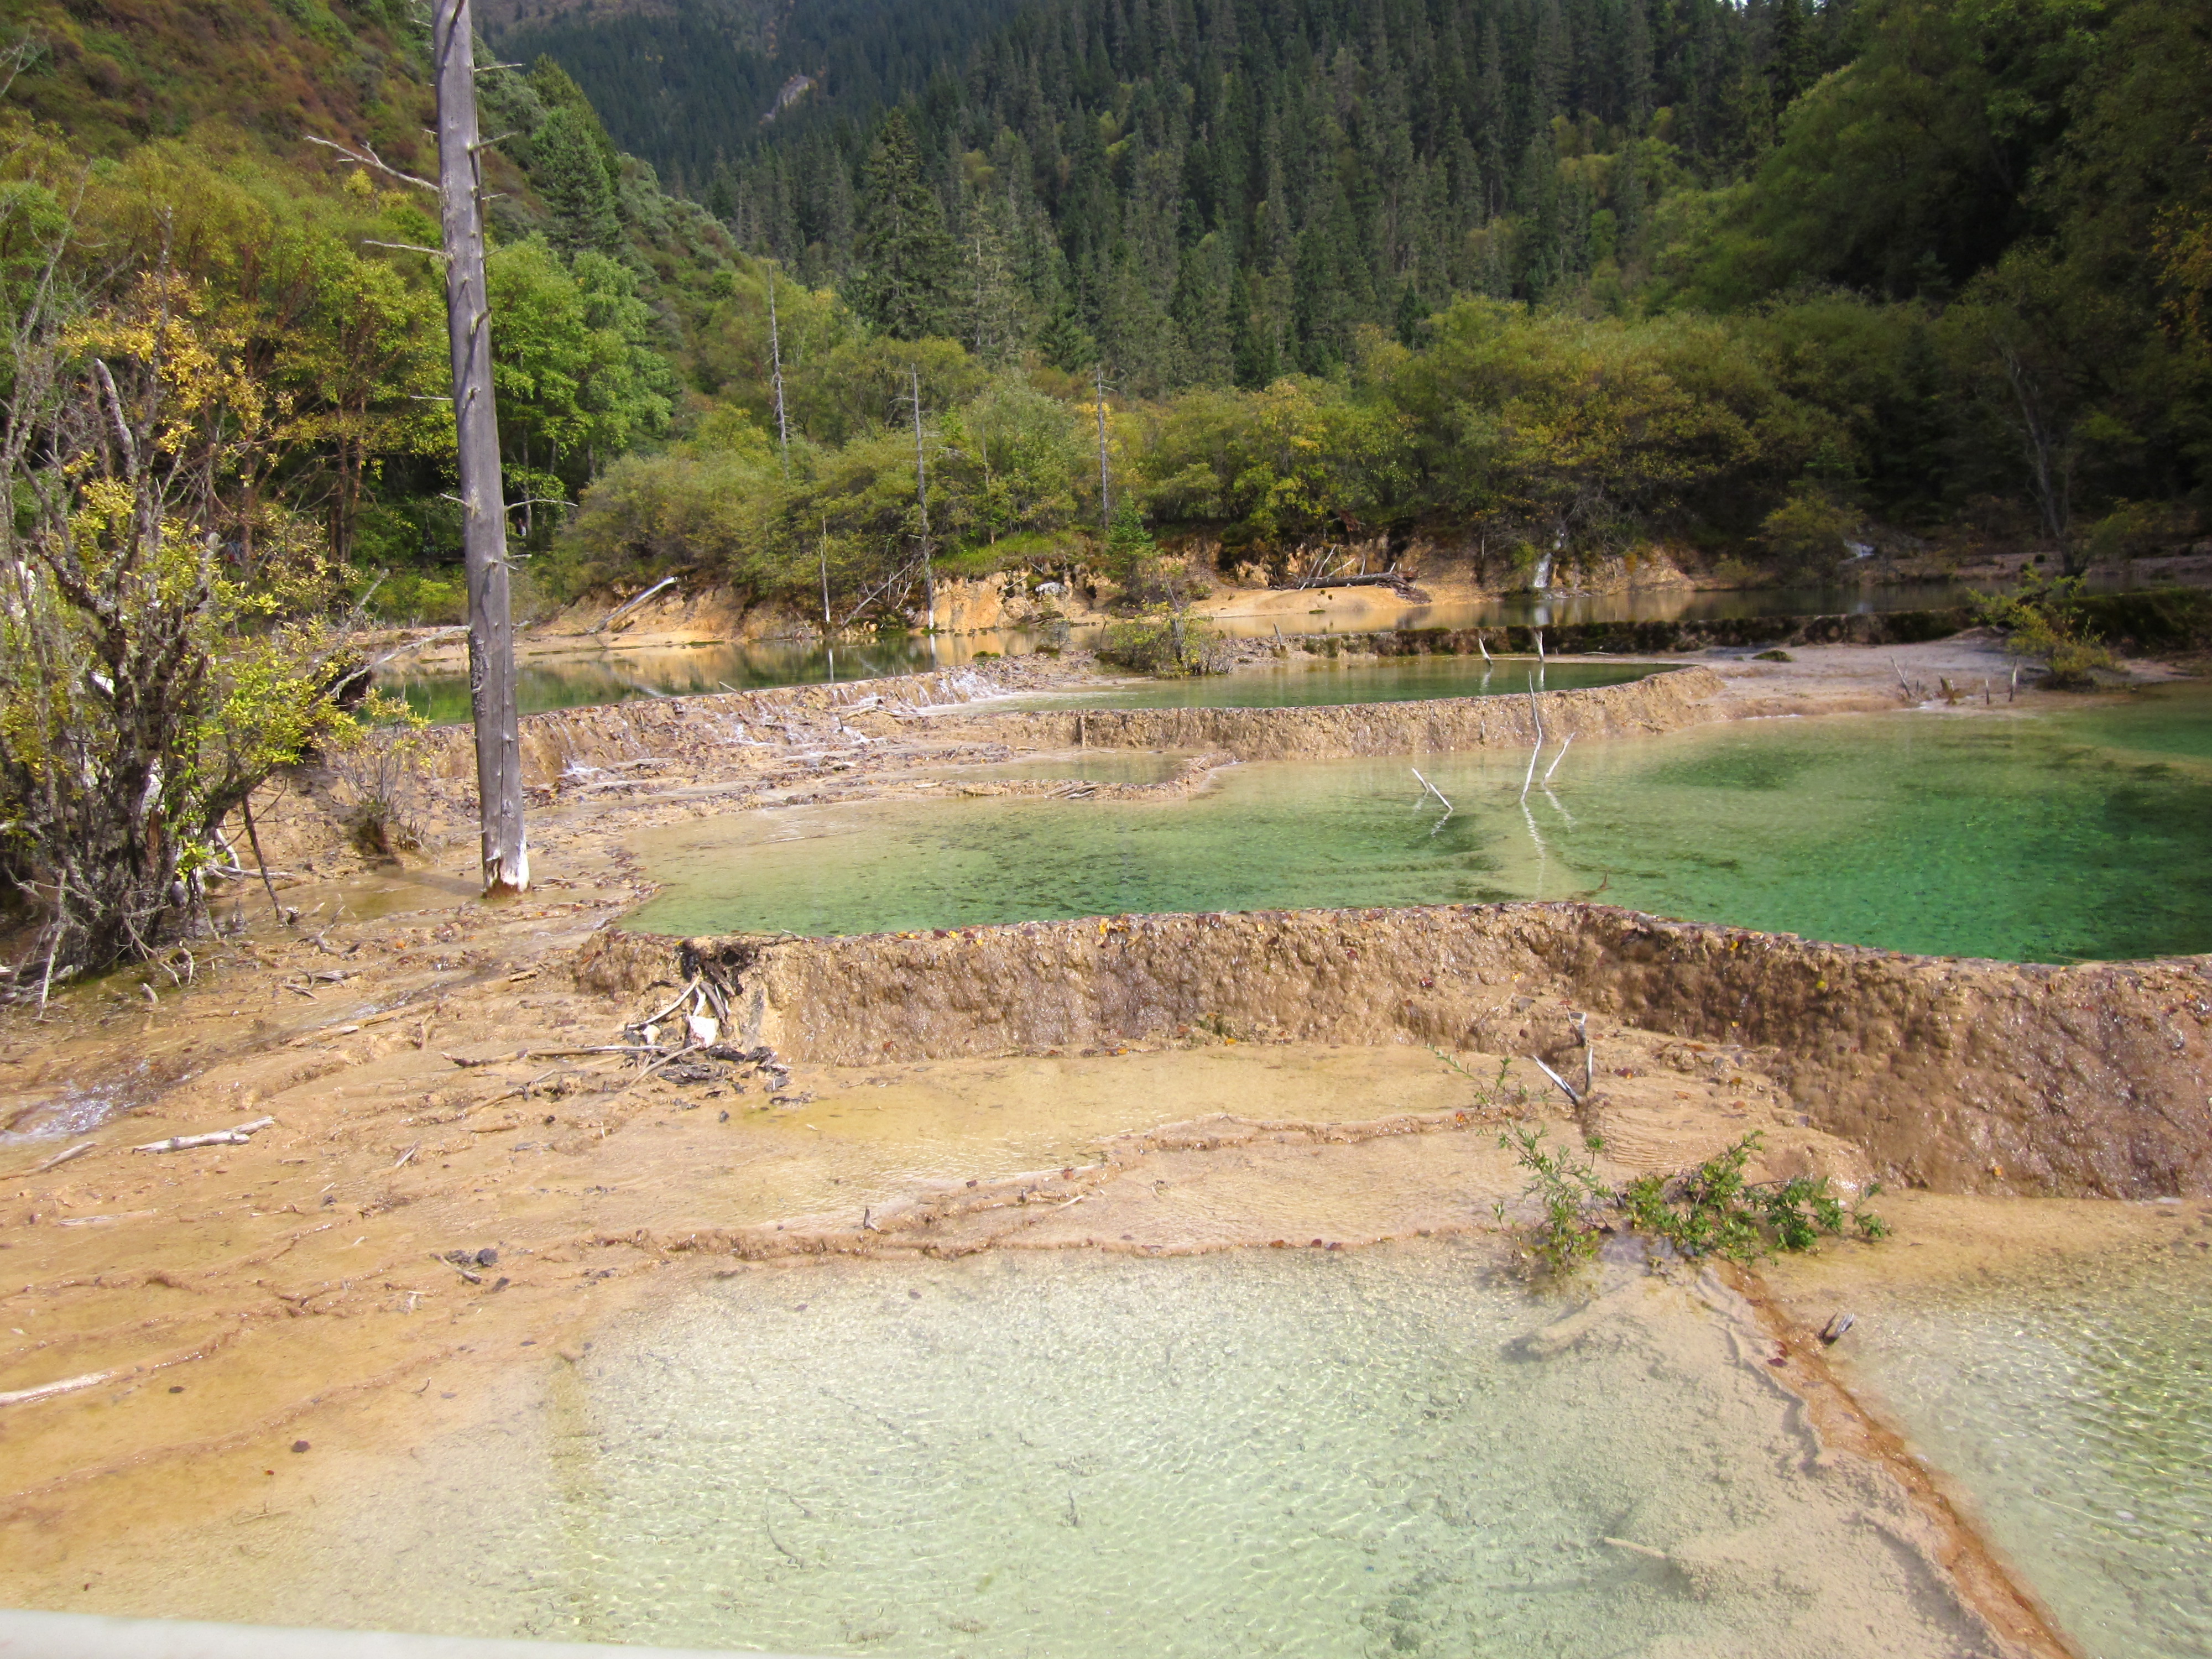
[3,0,2210,625]
[503,0,2210,601]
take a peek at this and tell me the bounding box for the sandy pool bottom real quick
[32,1243,2022,1659]
[1766,1198,2212,1659]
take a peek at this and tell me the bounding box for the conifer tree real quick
[851,110,959,339]
[1768,0,1819,111]
[962,188,1028,366]
[535,105,622,255]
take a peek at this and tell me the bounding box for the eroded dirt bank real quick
[629,902,2212,1199]
[935,664,1735,759]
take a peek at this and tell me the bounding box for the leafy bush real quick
[1500,1123,1613,1276]
[2085,501,2198,565]
[0,272,352,987]
[1617,1133,1886,1260]
[361,570,468,625]
[1504,1126,1885,1276]
[324,692,432,859]
[1969,571,2115,686]
[1097,614,1230,676]
[1759,482,1859,578]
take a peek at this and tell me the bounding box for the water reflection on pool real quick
[630,686,2212,963]
[989,656,1655,709]
[380,580,1975,720]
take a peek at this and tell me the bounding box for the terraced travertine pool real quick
[378,577,1976,718]
[629,685,2212,964]
[159,1244,2020,1659]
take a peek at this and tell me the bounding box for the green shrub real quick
[361,570,468,625]
[1759,482,1858,578]
[1504,1126,1885,1275]
[1615,1133,1886,1261]
[1097,614,1230,676]
[2084,501,2198,565]
[2073,588,2212,652]
[1500,1123,1613,1276]
[1970,571,2115,686]
[325,692,432,859]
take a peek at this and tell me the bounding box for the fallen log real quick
[1272,572,1432,602]
[588,574,679,635]
[0,1140,97,1180]
[133,1117,276,1154]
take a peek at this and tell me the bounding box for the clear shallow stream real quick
[630,685,2212,963]
[240,1245,2004,1658]
[1832,1236,2212,1659]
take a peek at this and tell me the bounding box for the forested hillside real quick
[494,0,1042,192]
[4,0,2209,634]
[516,0,2209,608]
[1,0,2206,978]
[1,0,760,615]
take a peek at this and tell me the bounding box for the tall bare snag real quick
[432,0,526,895]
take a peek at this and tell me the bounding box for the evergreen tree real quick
[850,110,960,339]
[1228,265,1277,388]
[535,105,623,256]
[1768,0,1819,111]
[961,188,1029,366]
[1172,233,1235,386]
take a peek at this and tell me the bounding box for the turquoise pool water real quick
[630,687,2212,963]
[1832,1232,2212,1658]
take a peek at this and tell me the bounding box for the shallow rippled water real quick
[233,1244,1999,1658]
[1830,1236,2212,1659]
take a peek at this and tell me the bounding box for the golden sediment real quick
[609,899,2212,1198]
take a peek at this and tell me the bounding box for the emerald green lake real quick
[629,687,2212,963]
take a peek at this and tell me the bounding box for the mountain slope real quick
[8,0,432,160]
[489,0,1037,187]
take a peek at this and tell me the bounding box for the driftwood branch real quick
[133,1116,275,1154]
[1519,684,1546,804]
[0,1369,114,1410]
[588,575,677,635]
[1529,1056,1583,1108]
[368,624,467,670]
[1272,571,1431,602]
[1,1140,96,1181]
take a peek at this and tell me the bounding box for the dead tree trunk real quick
[909,364,933,630]
[1094,363,1112,536]
[433,0,526,895]
[768,265,791,481]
